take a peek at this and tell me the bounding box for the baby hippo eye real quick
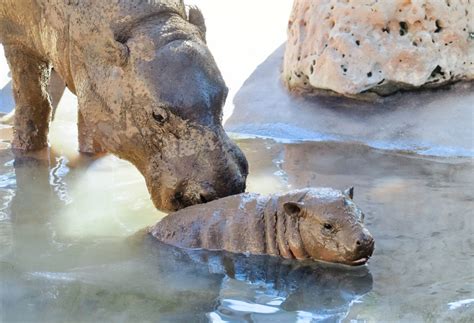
[152,108,168,124]
[323,223,333,231]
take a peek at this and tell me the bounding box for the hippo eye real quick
[323,223,333,231]
[152,108,168,124]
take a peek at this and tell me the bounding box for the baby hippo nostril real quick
[354,234,375,255]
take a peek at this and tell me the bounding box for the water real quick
[0,134,473,322]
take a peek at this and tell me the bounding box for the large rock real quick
[226,45,474,158]
[283,0,474,96]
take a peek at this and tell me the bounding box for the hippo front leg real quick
[4,46,52,151]
[78,110,105,154]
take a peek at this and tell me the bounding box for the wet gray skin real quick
[150,187,375,266]
[122,17,249,210]
[288,188,375,266]
[0,1,248,211]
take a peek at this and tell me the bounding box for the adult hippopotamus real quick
[0,0,247,211]
[149,187,375,266]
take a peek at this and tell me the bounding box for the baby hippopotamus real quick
[149,187,375,266]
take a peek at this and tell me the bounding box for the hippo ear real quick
[283,202,304,218]
[344,187,354,200]
[187,5,207,42]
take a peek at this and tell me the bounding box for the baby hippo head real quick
[284,187,374,266]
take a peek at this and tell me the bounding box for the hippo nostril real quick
[199,189,217,204]
[356,240,361,246]
[174,191,184,203]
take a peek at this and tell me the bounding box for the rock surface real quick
[283,0,474,96]
[226,45,474,158]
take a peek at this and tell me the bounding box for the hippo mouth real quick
[348,257,370,266]
[312,256,371,267]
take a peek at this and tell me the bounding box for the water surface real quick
[0,135,472,322]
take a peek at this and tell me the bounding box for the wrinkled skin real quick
[0,0,247,211]
[149,187,375,266]
[287,187,375,265]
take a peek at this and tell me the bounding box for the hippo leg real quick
[4,46,52,151]
[78,110,105,154]
[0,69,64,126]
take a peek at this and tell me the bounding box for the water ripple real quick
[49,156,72,205]
[448,298,474,310]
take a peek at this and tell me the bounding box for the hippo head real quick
[75,7,247,211]
[283,188,374,266]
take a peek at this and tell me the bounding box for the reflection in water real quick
[49,156,73,205]
[279,140,474,322]
[0,152,15,259]
[0,138,473,322]
[0,146,373,322]
[143,237,373,322]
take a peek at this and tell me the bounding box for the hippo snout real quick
[168,162,246,210]
[142,124,248,212]
[349,233,375,265]
[172,185,216,207]
[174,176,245,207]
[171,141,247,209]
[228,140,249,178]
[173,181,219,207]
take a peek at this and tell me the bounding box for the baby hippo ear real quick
[283,202,304,217]
[187,5,207,42]
[344,187,354,200]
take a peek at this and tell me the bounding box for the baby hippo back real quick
[149,188,375,266]
[149,193,269,253]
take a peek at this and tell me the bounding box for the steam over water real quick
[0,136,472,322]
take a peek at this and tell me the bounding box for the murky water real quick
[0,133,473,322]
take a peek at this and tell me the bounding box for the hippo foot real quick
[78,140,106,155]
[12,133,48,152]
